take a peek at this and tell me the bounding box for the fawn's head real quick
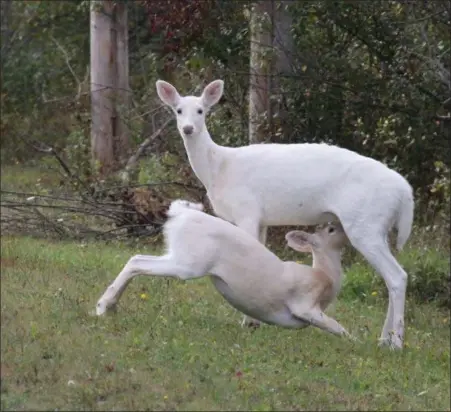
[156,80,224,139]
[285,223,348,255]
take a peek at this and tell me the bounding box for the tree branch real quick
[50,35,81,92]
[121,115,173,183]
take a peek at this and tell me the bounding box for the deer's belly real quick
[262,202,337,226]
[208,190,336,227]
[210,276,310,329]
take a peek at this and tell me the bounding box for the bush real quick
[402,248,450,308]
[341,246,450,308]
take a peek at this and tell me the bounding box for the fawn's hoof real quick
[241,318,261,329]
[247,321,261,329]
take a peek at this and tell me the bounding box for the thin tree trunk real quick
[114,1,130,166]
[1,0,13,54]
[249,1,294,144]
[249,0,274,144]
[273,1,293,76]
[272,1,293,140]
[90,0,130,176]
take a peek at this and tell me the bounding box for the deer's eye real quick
[328,227,335,234]
[197,108,203,115]
[177,108,182,114]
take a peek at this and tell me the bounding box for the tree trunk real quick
[272,1,294,140]
[249,0,274,144]
[90,0,130,176]
[249,1,294,144]
[273,1,293,76]
[114,1,130,166]
[0,0,13,54]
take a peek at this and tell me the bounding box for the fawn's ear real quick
[156,80,181,108]
[201,80,224,108]
[285,230,319,253]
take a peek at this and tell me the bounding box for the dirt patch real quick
[1,363,13,378]
[0,257,17,269]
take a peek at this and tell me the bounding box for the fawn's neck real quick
[311,250,343,286]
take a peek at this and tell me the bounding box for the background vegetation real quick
[1,0,449,221]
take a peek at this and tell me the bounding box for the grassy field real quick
[1,161,450,410]
[1,234,450,411]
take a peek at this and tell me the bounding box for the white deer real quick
[155,79,414,349]
[97,200,354,342]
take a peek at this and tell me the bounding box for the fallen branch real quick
[0,173,207,241]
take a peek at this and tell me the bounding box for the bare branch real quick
[50,35,81,91]
[30,141,92,194]
[130,104,167,121]
[121,115,173,183]
[435,114,451,122]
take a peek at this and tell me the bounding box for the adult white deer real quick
[156,79,414,349]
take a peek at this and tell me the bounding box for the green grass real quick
[1,235,450,411]
[1,160,62,193]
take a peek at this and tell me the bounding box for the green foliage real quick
[137,153,177,184]
[1,0,449,224]
[405,251,450,308]
[63,129,92,181]
[282,1,449,213]
[1,0,89,161]
[2,1,89,112]
[341,245,450,308]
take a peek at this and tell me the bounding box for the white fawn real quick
[155,79,414,349]
[96,200,354,341]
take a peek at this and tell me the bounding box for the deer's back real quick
[209,143,410,226]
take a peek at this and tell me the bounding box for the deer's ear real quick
[156,80,181,108]
[201,80,224,108]
[285,230,319,253]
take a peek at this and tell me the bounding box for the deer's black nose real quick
[183,125,194,135]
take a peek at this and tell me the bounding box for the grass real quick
[0,160,62,194]
[1,161,450,410]
[1,235,450,411]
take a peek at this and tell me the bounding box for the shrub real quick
[341,246,450,309]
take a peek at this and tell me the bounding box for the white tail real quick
[156,79,414,350]
[396,190,415,251]
[166,199,204,218]
[96,201,356,341]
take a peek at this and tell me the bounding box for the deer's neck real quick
[182,129,227,189]
[312,251,343,287]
